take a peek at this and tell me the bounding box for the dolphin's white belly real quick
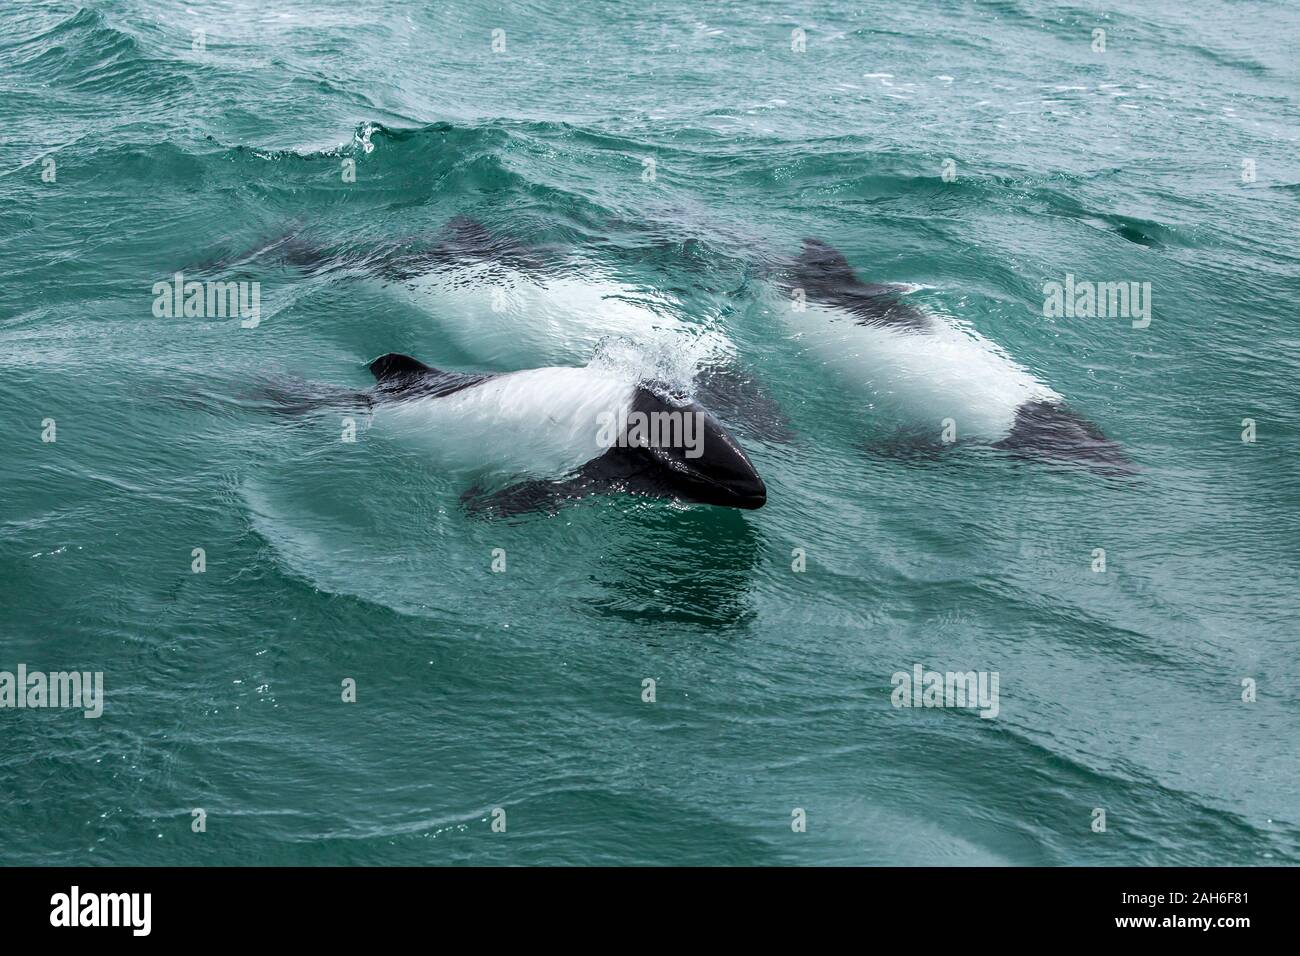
[371,365,635,480]
[380,263,713,368]
[786,302,1059,439]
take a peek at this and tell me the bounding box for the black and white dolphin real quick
[781,239,1132,472]
[359,352,767,515]
[265,216,731,370]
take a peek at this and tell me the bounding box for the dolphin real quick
[264,216,729,371]
[351,352,767,515]
[782,239,1132,473]
[387,219,719,370]
[240,217,793,443]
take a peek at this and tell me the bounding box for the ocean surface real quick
[2,0,1298,866]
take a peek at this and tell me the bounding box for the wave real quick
[2,6,197,100]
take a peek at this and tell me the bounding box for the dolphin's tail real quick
[994,400,1136,476]
[180,218,354,277]
[241,377,372,416]
[190,215,555,283]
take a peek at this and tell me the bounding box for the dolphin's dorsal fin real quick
[790,240,931,331]
[793,238,862,288]
[367,352,494,400]
[369,352,436,382]
[443,215,495,250]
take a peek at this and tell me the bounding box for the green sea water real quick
[2,0,1298,865]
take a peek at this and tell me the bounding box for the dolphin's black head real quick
[591,386,767,510]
